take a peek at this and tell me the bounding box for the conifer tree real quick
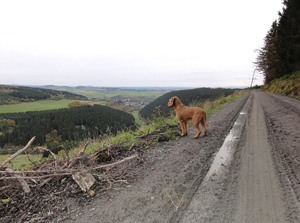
[276,0,300,76]
[254,0,300,83]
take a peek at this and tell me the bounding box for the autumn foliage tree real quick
[67,101,88,109]
[254,21,279,84]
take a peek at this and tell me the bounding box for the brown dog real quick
[168,96,209,138]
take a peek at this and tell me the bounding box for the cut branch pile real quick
[0,136,141,221]
[0,124,180,222]
[0,137,139,193]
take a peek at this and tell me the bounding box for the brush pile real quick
[0,124,180,222]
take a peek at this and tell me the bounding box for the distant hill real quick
[40,85,192,92]
[0,85,88,105]
[140,87,238,119]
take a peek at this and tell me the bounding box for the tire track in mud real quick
[233,91,285,223]
[260,91,300,222]
[178,91,252,223]
[169,92,251,223]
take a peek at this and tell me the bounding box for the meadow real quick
[0,154,42,170]
[45,87,169,101]
[132,110,142,125]
[0,99,104,114]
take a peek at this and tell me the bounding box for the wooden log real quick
[5,167,31,194]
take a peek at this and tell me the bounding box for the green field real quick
[0,154,42,170]
[132,110,142,125]
[0,99,104,114]
[46,87,169,101]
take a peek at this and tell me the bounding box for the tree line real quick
[0,105,135,155]
[254,0,300,84]
[140,87,238,119]
[0,85,88,105]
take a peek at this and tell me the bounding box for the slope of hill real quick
[262,70,300,99]
[140,87,238,119]
[0,85,88,105]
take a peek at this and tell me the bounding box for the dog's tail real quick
[204,115,209,127]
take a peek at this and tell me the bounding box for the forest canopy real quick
[0,104,135,149]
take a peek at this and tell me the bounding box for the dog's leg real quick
[200,119,207,136]
[180,121,188,136]
[184,121,188,135]
[192,119,201,138]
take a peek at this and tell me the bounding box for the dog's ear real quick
[171,97,176,106]
[168,97,176,107]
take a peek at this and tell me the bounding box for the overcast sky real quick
[0,0,283,88]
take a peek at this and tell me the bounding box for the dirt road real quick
[52,90,300,223]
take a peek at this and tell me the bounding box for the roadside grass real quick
[262,70,300,99]
[0,99,104,114]
[202,90,246,116]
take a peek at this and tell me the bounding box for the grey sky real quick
[0,0,283,88]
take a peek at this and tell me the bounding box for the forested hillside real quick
[0,105,135,153]
[254,0,300,84]
[140,88,238,119]
[0,85,88,105]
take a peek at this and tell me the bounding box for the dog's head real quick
[168,96,178,108]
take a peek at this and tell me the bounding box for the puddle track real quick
[203,95,252,181]
[179,94,253,223]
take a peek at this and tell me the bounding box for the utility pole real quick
[250,68,256,88]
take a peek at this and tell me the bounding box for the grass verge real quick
[262,70,300,99]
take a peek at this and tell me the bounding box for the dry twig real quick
[92,154,138,170]
[36,147,57,168]
[165,191,184,212]
[60,145,70,165]
[0,136,36,168]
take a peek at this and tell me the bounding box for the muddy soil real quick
[2,90,300,223]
